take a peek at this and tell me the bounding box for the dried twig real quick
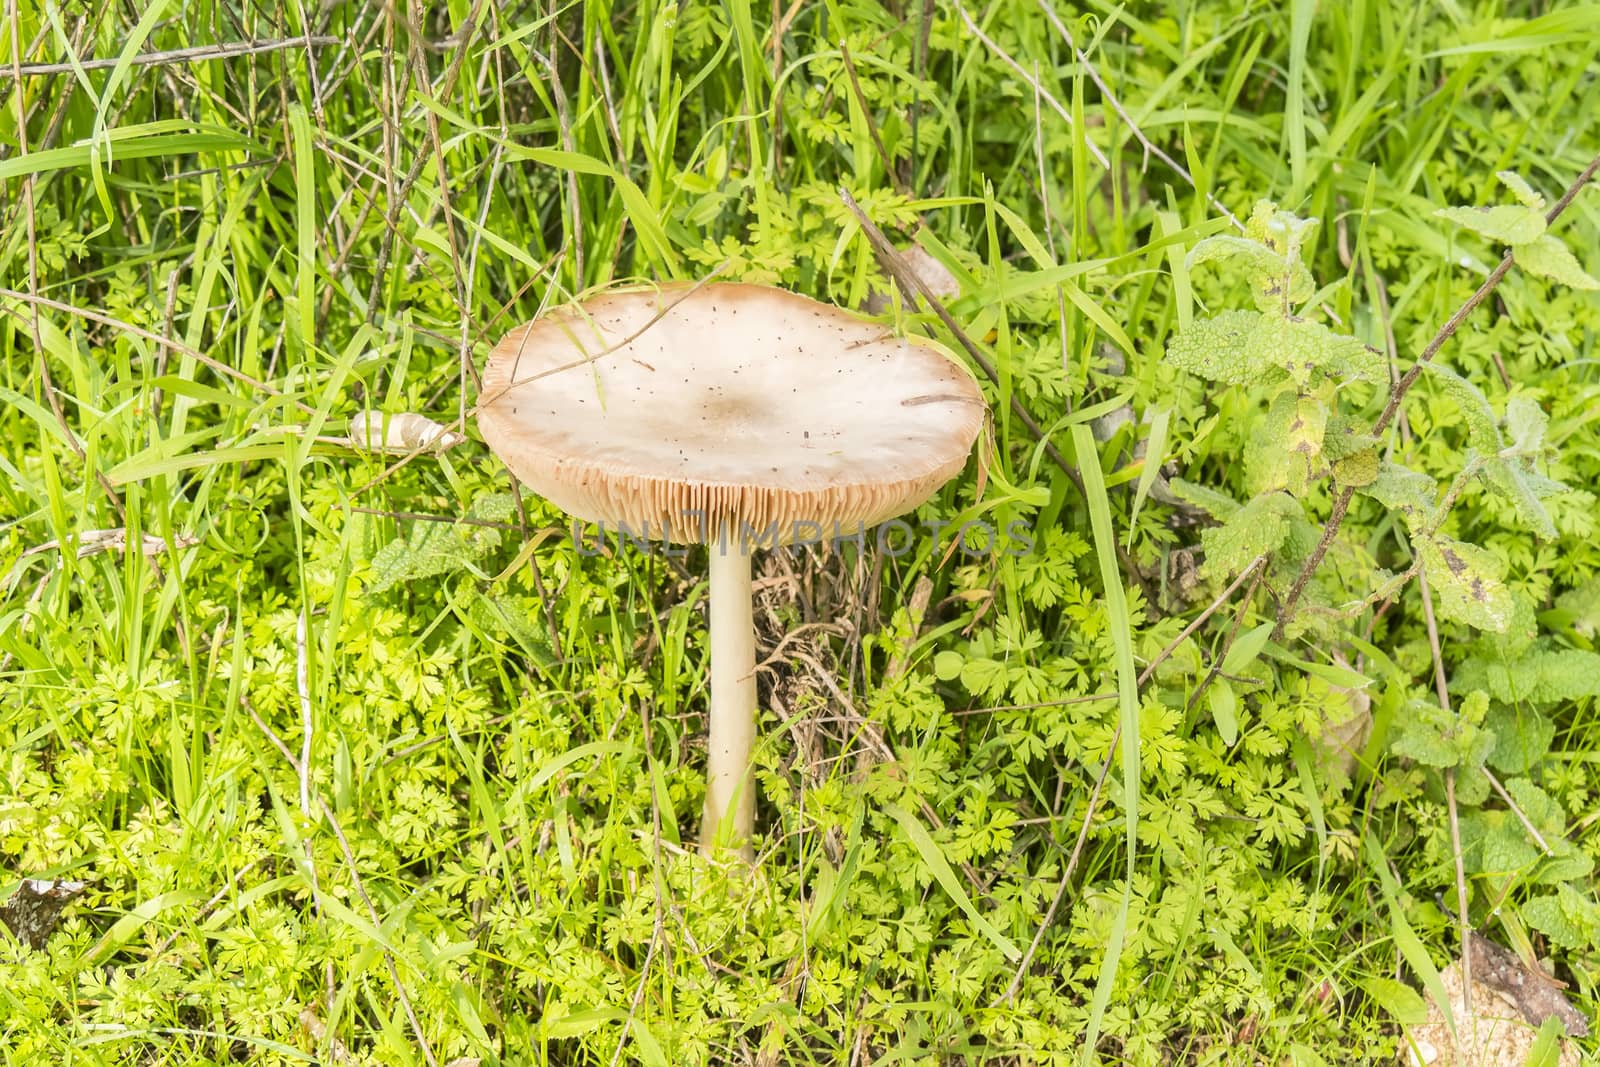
[0,35,339,78]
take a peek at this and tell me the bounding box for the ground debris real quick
[1403,945,1586,1066]
[0,877,87,950]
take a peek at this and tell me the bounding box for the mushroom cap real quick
[476,282,985,545]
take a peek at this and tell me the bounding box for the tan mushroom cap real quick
[476,282,985,544]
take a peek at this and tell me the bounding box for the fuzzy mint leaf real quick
[1186,233,1313,312]
[1356,462,1438,528]
[1421,363,1500,452]
[1484,704,1555,775]
[1165,312,1383,387]
[1246,391,1328,495]
[1321,417,1381,461]
[1436,204,1546,245]
[1481,457,1560,539]
[1460,807,1542,875]
[1166,309,1284,385]
[1457,649,1600,704]
[1391,698,1494,770]
[1503,396,1549,453]
[1513,234,1600,290]
[1244,200,1320,259]
[1199,492,1303,580]
[1417,535,1513,633]
[1332,449,1380,487]
[366,493,512,595]
[1523,885,1600,953]
[1496,171,1547,211]
[1167,478,1243,521]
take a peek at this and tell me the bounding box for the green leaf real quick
[1460,807,1541,875]
[1210,677,1239,746]
[366,492,513,594]
[1459,649,1600,704]
[1514,234,1600,290]
[1525,1018,1566,1067]
[1356,462,1438,527]
[1391,700,1494,770]
[1436,203,1546,245]
[1200,492,1302,580]
[933,651,964,681]
[1223,623,1275,677]
[1246,391,1328,494]
[1186,234,1289,281]
[1417,535,1514,632]
[1244,200,1320,258]
[1422,363,1501,451]
[1321,417,1381,461]
[1523,884,1600,952]
[1496,171,1547,211]
[1482,458,1560,539]
[1333,449,1380,487]
[1167,478,1241,520]
[1166,309,1282,385]
[1165,312,1382,388]
[1485,704,1555,774]
[1503,396,1549,453]
[1360,977,1429,1025]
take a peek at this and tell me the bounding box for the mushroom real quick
[475,282,985,852]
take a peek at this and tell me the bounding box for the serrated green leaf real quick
[1166,309,1283,385]
[1167,478,1242,520]
[1436,203,1546,245]
[1418,535,1513,632]
[1460,807,1541,875]
[1247,391,1328,494]
[1392,700,1494,770]
[1199,492,1302,579]
[1321,417,1381,461]
[1503,396,1549,452]
[1485,705,1555,774]
[1515,233,1600,290]
[1422,363,1501,451]
[1482,457,1560,539]
[1460,649,1600,704]
[1495,171,1547,212]
[1357,462,1438,525]
[366,493,509,594]
[471,592,557,668]
[1166,312,1383,388]
[1244,200,1320,257]
[1523,885,1600,952]
[1186,234,1289,281]
[1333,449,1380,487]
[1277,318,1388,386]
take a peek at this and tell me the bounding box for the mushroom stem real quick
[701,532,757,853]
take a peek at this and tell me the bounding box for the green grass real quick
[3,1,1600,1064]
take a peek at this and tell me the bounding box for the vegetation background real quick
[2,0,1599,1063]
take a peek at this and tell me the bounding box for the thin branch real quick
[0,35,339,78]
